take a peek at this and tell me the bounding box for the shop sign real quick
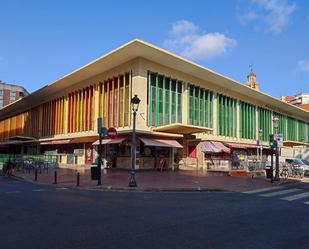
[74,149,84,155]
[85,144,93,164]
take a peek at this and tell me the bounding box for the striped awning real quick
[139,137,183,148]
[201,141,231,154]
[224,142,257,149]
[92,137,127,145]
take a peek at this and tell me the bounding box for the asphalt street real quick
[1,176,309,249]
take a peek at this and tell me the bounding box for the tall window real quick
[240,101,256,139]
[187,84,213,128]
[287,117,298,141]
[147,71,183,127]
[217,94,237,137]
[258,107,272,141]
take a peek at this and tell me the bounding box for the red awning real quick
[201,141,231,154]
[40,139,71,145]
[225,142,257,149]
[139,137,183,148]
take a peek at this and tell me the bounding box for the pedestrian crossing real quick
[242,185,309,205]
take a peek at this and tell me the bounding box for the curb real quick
[11,174,227,193]
[85,186,226,193]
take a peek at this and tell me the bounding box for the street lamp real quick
[128,94,140,187]
[272,117,280,181]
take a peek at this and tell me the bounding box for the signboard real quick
[74,149,84,155]
[85,144,93,164]
[277,133,283,147]
[107,127,117,139]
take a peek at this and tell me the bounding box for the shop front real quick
[201,140,266,176]
[92,136,183,170]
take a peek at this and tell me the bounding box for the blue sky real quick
[0,0,308,97]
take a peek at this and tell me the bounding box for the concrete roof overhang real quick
[152,123,212,135]
[0,39,308,122]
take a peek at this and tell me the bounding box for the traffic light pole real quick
[97,132,102,185]
[270,153,274,183]
[274,146,280,181]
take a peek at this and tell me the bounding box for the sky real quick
[0,0,308,97]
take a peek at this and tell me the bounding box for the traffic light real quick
[269,134,275,148]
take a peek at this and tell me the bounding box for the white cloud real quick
[297,60,309,71]
[239,0,296,34]
[163,20,237,61]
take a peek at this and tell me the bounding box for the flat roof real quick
[0,39,308,121]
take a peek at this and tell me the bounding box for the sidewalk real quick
[13,168,298,192]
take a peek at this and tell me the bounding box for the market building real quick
[0,39,308,174]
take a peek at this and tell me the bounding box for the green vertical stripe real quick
[162,76,166,126]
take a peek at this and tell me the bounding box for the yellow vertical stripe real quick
[122,74,126,127]
[129,71,132,126]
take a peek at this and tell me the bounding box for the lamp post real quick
[129,94,140,187]
[259,129,263,168]
[272,117,280,181]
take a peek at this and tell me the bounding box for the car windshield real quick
[293,159,304,164]
[301,160,309,165]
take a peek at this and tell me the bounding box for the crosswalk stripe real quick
[32,189,47,192]
[242,186,284,194]
[281,192,309,201]
[5,191,20,194]
[56,187,68,190]
[260,188,301,197]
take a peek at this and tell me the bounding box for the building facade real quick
[0,81,29,109]
[0,40,308,172]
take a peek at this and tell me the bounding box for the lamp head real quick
[131,94,140,112]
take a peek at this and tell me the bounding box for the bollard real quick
[76,172,80,187]
[54,170,57,184]
[34,169,38,181]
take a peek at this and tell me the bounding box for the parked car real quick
[300,159,309,176]
[285,158,306,167]
[285,158,307,177]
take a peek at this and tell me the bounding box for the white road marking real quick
[260,188,301,197]
[242,186,284,194]
[32,189,47,192]
[5,191,20,194]
[55,187,68,190]
[304,201,309,205]
[281,192,309,201]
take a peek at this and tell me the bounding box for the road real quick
[1,176,309,249]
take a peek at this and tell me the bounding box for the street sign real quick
[277,133,283,147]
[101,127,107,136]
[107,127,117,139]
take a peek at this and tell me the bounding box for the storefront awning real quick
[8,136,36,141]
[283,140,308,147]
[201,141,231,154]
[224,142,257,149]
[40,139,71,145]
[92,137,127,145]
[139,137,183,148]
[152,123,212,135]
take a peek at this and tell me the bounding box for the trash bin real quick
[91,164,98,180]
[265,165,273,179]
